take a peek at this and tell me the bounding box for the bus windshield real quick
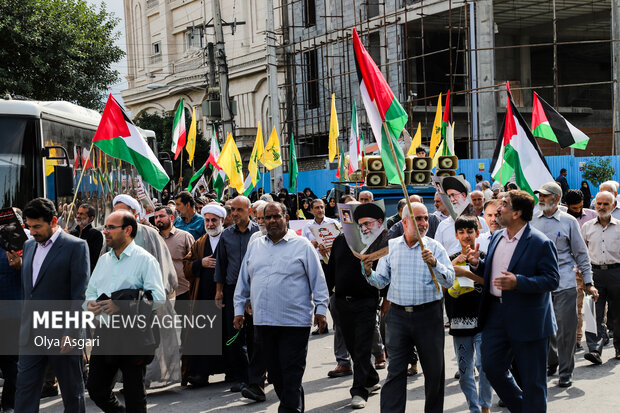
[0,117,42,210]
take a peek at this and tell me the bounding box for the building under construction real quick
[275,0,620,172]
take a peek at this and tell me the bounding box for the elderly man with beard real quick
[531,182,597,387]
[214,195,259,392]
[234,202,329,412]
[354,203,388,255]
[112,195,180,387]
[581,191,620,363]
[182,204,228,386]
[364,202,454,413]
[388,195,440,240]
[70,203,104,272]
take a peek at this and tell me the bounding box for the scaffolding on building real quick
[270,0,618,173]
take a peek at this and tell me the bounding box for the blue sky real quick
[87,0,127,106]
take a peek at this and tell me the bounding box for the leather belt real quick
[592,263,620,270]
[392,301,439,312]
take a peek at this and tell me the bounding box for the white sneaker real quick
[351,395,366,409]
[365,383,381,393]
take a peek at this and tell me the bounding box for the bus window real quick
[0,117,42,210]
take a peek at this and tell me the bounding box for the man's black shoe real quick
[547,364,558,376]
[40,385,58,399]
[187,375,209,388]
[584,352,603,365]
[558,377,572,388]
[230,382,246,392]
[241,384,266,402]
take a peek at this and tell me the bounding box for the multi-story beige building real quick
[121,0,283,153]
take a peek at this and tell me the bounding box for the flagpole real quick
[65,142,94,230]
[178,151,184,188]
[381,122,440,292]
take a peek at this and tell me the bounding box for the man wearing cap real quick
[531,182,597,387]
[353,202,388,255]
[182,203,228,386]
[581,191,620,363]
[113,194,180,386]
[174,191,206,240]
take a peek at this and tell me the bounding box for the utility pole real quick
[211,0,234,139]
[266,0,283,191]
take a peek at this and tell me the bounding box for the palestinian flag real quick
[93,94,169,191]
[531,92,590,150]
[352,28,406,185]
[171,99,186,160]
[187,160,207,192]
[490,84,553,200]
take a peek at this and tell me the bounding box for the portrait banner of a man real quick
[338,200,389,261]
[432,175,474,219]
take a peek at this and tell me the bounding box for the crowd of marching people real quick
[1,174,620,413]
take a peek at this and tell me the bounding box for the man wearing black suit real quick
[13,198,89,413]
[468,190,560,413]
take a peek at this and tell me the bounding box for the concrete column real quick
[520,35,532,107]
[475,0,497,158]
[613,0,620,154]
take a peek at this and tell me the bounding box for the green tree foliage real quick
[134,111,209,187]
[0,0,124,110]
[582,157,616,187]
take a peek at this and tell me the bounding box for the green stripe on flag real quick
[532,123,558,143]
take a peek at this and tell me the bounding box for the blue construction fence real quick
[253,155,620,200]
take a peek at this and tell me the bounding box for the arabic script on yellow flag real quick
[261,126,282,170]
[218,132,245,193]
[249,122,265,185]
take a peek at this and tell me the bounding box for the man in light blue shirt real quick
[364,202,454,413]
[531,182,598,388]
[233,202,329,411]
[84,211,165,413]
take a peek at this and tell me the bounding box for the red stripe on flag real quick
[93,94,131,142]
[504,90,517,146]
[442,90,451,123]
[531,92,550,129]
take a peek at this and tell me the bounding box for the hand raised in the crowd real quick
[466,243,481,266]
[586,284,599,302]
[314,314,327,333]
[421,248,437,267]
[86,301,103,315]
[493,271,518,290]
[233,315,244,330]
[98,299,120,315]
[215,291,224,309]
[6,250,21,270]
[202,254,216,268]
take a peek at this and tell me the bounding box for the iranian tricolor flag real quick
[441,90,454,156]
[171,99,186,160]
[93,95,169,191]
[531,92,590,150]
[208,125,226,199]
[352,28,406,185]
[490,84,553,199]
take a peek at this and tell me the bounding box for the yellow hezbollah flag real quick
[432,121,454,169]
[429,93,442,159]
[407,122,422,156]
[261,126,282,170]
[186,106,197,166]
[218,132,244,193]
[249,122,265,185]
[328,93,339,162]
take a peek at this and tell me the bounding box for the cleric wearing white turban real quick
[201,204,227,219]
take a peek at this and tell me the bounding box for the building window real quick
[152,41,161,55]
[185,27,203,50]
[368,32,381,68]
[367,0,379,18]
[305,0,316,27]
[304,50,319,109]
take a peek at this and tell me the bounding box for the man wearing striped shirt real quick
[363,202,454,413]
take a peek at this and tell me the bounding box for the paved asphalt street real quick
[26,314,620,412]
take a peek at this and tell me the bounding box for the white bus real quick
[0,98,159,226]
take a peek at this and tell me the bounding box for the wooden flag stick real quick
[381,122,440,292]
[65,141,94,230]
